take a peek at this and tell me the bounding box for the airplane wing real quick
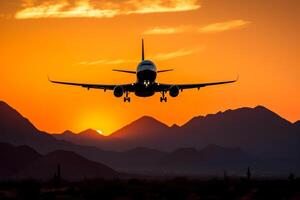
[49,78,134,91]
[157,77,238,91]
[157,69,173,73]
[112,69,136,74]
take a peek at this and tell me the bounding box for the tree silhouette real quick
[53,163,61,187]
[223,170,228,183]
[247,167,251,182]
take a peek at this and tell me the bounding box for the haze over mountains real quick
[0,100,299,177]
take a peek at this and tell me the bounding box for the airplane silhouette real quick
[49,39,237,102]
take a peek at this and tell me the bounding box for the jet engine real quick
[169,85,180,97]
[113,86,124,97]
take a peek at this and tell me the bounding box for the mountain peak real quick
[253,105,278,114]
[184,105,291,128]
[136,116,166,125]
[254,105,267,110]
[0,100,40,138]
[0,100,20,117]
[170,124,180,129]
[62,130,75,135]
[294,120,300,127]
[110,115,168,138]
[78,128,103,138]
[0,100,9,107]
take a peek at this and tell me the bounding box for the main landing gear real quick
[160,91,167,102]
[124,91,131,102]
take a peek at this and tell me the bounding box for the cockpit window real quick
[137,60,157,71]
[142,60,154,65]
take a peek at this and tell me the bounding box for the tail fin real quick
[142,38,145,61]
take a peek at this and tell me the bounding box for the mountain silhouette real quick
[158,145,251,174]
[0,101,118,165]
[110,116,169,139]
[53,105,300,158]
[177,105,299,157]
[0,143,41,178]
[0,101,56,148]
[108,147,167,172]
[53,116,171,150]
[18,150,118,180]
[0,143,118,180]
[1,100,299,175]
[54,129,105,146]
[79,129,104,138]
[294,120,300,129]
[159,144,249,166]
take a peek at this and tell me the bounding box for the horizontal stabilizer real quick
[157,69,174,73]
[112,69,136,74]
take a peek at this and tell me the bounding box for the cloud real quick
[14,0,201,19]
[152,47,204,61]
[144,27,187,35]
[144,20,250,35]
[78,47,203,66]
[77,59,135,66]
[198,20,250,33]
[125,0,200,14]
[15,1,119,19]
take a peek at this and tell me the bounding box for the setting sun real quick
[96,130,103,135]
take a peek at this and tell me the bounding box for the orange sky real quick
[0,0,299,135]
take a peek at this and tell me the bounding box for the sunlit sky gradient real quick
[0,0,299,135]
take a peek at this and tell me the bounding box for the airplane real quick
[49,39,237,102]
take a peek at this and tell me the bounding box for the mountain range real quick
[0,100,299,176]
[54,105,300,158]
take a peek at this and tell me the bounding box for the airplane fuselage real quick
[135,60,157,97]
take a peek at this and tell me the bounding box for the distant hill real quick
[0,143,118,180]
[54,129,106,147]
[157,145,251,174]
[0,143,41,178]
[107,147,168,172]
[18,150,118,180]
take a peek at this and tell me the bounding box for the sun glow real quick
[96,130,103,135]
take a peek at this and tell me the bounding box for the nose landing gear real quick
[160,91,167,102]
[124,91,131,102]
